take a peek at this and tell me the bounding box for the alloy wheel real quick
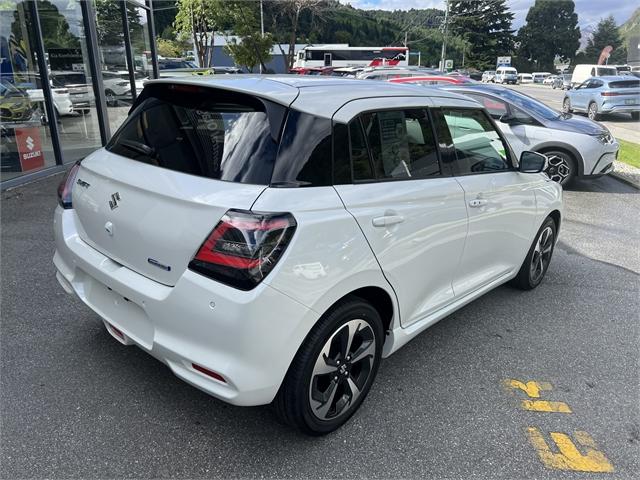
[588,102,598,120]
[562,98,571,113]
[530,226,554,284]
[308,319,376,421]
[545,153,572,184]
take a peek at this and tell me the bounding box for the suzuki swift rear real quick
[54,77,562,435]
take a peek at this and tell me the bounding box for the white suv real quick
[53,77,562,435]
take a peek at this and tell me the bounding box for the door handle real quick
[372,215,404,227]
[469,199,488,208]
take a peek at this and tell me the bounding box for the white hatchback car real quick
[53,77,562,435]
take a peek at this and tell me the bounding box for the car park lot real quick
[504,83,640,144]
[1,171,639,477]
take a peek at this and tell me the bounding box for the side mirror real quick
[519,151,547,173]
[499,114,519,125]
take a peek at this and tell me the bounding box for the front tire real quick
[274,298,384,435]
[511,217,557,290]
[543,150,576,186]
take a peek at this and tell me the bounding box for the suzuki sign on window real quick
[15,127,45,172]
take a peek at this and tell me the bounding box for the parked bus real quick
[294,45,409,69]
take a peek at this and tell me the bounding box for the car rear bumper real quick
[600,103,640,114]
[53,207,318,406]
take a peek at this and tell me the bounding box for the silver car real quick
[446,84,619,185]
[563,76,640,121]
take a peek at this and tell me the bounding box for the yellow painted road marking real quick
[521,400,572,413]
[504,379,552,398]
[526,427,614,473]
[504,379,571,412]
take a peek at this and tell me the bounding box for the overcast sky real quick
[341,0,636,29]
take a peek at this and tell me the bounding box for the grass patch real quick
[617,139,640,169]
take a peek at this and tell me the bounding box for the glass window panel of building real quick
[36,0,102,164]
[1,1,57,181]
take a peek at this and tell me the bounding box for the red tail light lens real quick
[189,209,297,290]
[57,162,82,209]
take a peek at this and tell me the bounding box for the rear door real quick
[72,84,289,286]
[433,107,538,297]
[333,99,468,327]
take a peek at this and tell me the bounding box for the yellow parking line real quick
[521,400,572,413]
[504,379,553,398]
[526,427,614,473]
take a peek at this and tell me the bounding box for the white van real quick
[495,66,518,84]
[518,73,533,84]
[532,72,551,83]
[571,64,618,85]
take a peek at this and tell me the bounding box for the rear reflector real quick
[189,209,296,290]
[108,323,124,339]
[192,363,226,383]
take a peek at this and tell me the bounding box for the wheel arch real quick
[548,209,561,232]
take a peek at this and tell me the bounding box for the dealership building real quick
[1,0,162,189]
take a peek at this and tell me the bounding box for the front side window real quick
[440,108,511,175]
[351,109,440,181]
[106,85,281,185]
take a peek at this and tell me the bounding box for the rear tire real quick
[588,102,599,121]
[562,97,572,114]
[511,217,557,290]
[274,298,384,435]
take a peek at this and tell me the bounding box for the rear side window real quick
[271,110,332,187]
[439,108,511,175]
[351,109,440,181]
[106,85,283,185]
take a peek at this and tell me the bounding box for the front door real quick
[434,107,538,297]
[333,106,468,327]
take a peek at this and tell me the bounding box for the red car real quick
[388,75,477,86]
[289,67,335,76]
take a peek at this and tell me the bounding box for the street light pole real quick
[259,0,264,73]
[440,0,449,71]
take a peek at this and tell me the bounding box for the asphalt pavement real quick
[1,174,639,479]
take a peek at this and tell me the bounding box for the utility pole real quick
[259,0,265,73]
[440,0,449,71]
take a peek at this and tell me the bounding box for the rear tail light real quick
[57,162,82,209]
[189,209,297,290]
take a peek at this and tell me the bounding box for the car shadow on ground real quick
[564,175,638,194]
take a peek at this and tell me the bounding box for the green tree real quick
[517,0,580,71]
[449,0,514,70]
[95,0,143,50]
[223,1,273,72]
[173,0,228,67]
[11,0,79,49]
[584,16,626,64]
[157,38,182,57]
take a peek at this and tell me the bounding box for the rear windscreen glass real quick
[106,85,283,185]
[609,80,640,89]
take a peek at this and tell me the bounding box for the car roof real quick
[146,75,472,119]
